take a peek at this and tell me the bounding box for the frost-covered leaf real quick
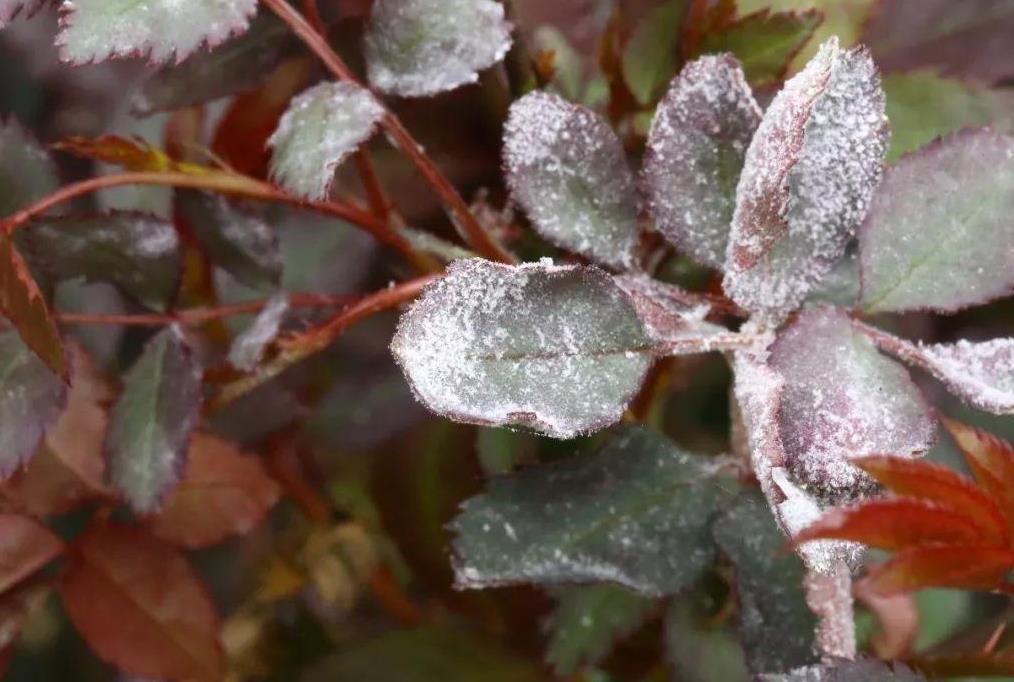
[0,331,65,478]
[56,0,257,65]
[176,191,281,289]
[859,129,1014,314]
[769,307,935,501]
[105,327,202,513]
[0,236,66,379]
[363,0,513,97]
[863,0,1014,84]
[391,259,654,438]
[769,659,925,681]
[696,9,823,87]
[504,92,640,270]
[544,584,655,676]
[622,0,687,105]
[666,592,750,682]
[17,212,181,311]
[227,293,288,371]
[0,514,63,595]
[642,55,761,269]
[723,38,888,320]
[713,490,819,675]
[267,81,384,201]
[882,71,1014,162]
[451,426,736,595]
[132,13,293,115]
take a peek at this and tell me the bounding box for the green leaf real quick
[860,129,1014,313]
[363,0,513,97]
[176,191,281,290]
[475,426,538,476]
[267,81,385,201]
[642,54,761,269]
[665,593,750,682]
[696,9,822,87]
[713,490,819,675]
[17,212,182,311]
[132,13,294,116]
[391,259,653,438]
[105,327,202,513]
[0,119,59,217]
[451,426,737,595]
[504,91,640,270]
[530,27,585,101]
[772,660,925,681]
[0,330,66,477]
[883,71,1014,162]
[544,584,655,676]
[621,0,686,105]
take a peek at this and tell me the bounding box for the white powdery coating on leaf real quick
[391,258,654,439]
[504,91,640,270]
[364,0,512,97]
[859,129,1014,313]
[724,37,888,320]
[643,54,761,270]
[56,0,257,64]
[267,81,385,201]
[769,307,934,501]
[228,293,288,372]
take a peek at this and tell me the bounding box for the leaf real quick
[665,593,750,682]
[105,327,202,513]
[859,129,1014,313]
[451,426,736,596]
[713,489,819,675]
[0,118,60,216]
[768,307,935,500]
[774,659,925,681]
[0,330,66,477]
[266,81,385,201]
[621,0,687,105]
[862,545,1014,596]
[17,212,182,311]
[363,0,513,97]
[132,13,294,116]
[59,521,223,682]
[228,293,289,371]
[882,71,1014,162]
[0,0,43,26]
[56,0,258,65]
[942,419,1014,529]
[176,190,282,289]
[391,259,653,438]
[0,236,67,379]
[503,91,640,270]
[303,627,543,682]
[52,135,174,172]
[723,38,888,320]
[0,514,62,594]
[642,54,761,269]
[696,9,823,87]
[543,584,655,676]
[148,432,280,549]
[475,426,538,476]
[863,0,1014,84]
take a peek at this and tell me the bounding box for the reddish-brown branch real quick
[355,150,390,222]
[259,0,517,265]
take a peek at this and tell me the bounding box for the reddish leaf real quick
[0,235,66,379]
[0,514,62,594]
[53,136,174,172]
[148,433,280,549]
[854,456,1008,545]
[59,521,223,682]
[863,545,1014,596]
[943,419,1014,529]
[793,499,988,551]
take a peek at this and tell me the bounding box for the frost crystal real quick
[267,81,385,201]
[56,0,257,64]
[391,259,653,439]
[504,91,640,270]
[228,294,289,372]
[724,38,888,320]
[364,0,513,97]
[642,54,761,269]
[769,307,935,501]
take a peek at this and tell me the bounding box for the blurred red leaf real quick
[0,235,66,379]
[148,432,281,549]
[0,514,62,595]
[943,418,1014,528]
[59,521,223,682]
[863,545,1014,596]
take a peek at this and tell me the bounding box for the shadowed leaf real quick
[622,0,687,105]
[665,592,750,682]
[863,546,1014,596]
[0,514,62,594]
[777,659,925,681]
